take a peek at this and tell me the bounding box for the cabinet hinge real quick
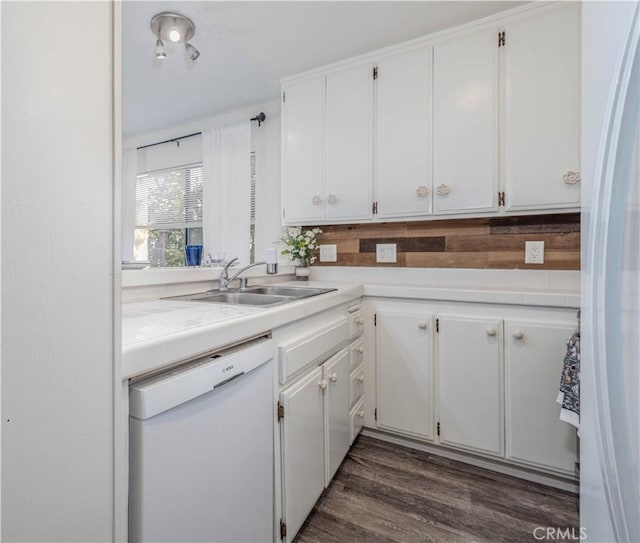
[373,66,378,80]
[436,318,439,333]
[374,408,377,421]
[498,31,506,47]
[282,91,286,103]
[498,191,505,207]
[372,201,378,215]
[374,313,377,326]
[437,422,441,436]
[282,208,286,219]
[277,402,285,422]
[280,519,287,540]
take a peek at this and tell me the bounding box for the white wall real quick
[1,2,115,541]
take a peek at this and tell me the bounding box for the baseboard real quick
[361,428,579,494]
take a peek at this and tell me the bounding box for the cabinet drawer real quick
[348,338,365,372]
[350,399,365,445]
[278,318,349,384]
[350,367,364,408]
[348,309,365,340]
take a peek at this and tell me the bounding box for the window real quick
[134,164,203,267]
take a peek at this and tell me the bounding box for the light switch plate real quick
[525,241,545,264]
[319,244,337,262]
[376,243,397,263]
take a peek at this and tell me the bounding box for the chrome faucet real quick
[218,257,278,291]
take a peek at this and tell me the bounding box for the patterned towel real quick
[557,333,580,432]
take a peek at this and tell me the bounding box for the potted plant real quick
[280,227,322,281]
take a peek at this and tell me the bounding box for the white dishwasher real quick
[129,337,274,543]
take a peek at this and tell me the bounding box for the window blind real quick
[135,164,203,230]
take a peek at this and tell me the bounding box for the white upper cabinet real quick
[281,74,325,224]
[325,63,373,221]
[433,29,498,214]
[375,44,433,218]
[503,4,581,211]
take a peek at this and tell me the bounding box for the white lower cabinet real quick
[324,349,351,483]
[374,299,578,481]
[505,320,578,475]
[376,310,434,440]
[438,316,503,457]
[276,301,365,542]
[279,366,326,541]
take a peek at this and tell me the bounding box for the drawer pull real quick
[416,185,430,197]
[418,322,428,330]
[356,318,364,326]
[327,194,338,205]
[312,195,322,206]
[329,373,338,382]
[358,410,364,418]
[563,170,580,184]
[356,346,364,354]
[512,330,524,340]
[436,183,451,196]
[486,328,497,337]
[357,375,364,383]
[318,379,327,390]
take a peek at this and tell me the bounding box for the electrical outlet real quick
[319,244,337,262]
[525,241,545,264]
[376,243,397,263]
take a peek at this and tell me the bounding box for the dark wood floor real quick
[295,436,579,543]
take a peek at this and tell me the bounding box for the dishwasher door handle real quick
[213,372,245,390]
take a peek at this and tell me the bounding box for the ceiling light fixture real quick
[150,12,199,62]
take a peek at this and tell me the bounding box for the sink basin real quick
[244,286,336,298]
[186,292,293,307]
[164,285,336,307]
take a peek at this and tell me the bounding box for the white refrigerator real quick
[581,2,640,542]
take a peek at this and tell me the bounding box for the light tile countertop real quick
[122,270,580,380]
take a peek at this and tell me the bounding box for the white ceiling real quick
[123,1,526,136]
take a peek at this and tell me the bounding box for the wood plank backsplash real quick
[306,213,580,270]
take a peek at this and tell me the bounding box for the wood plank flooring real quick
[295,436,579,543]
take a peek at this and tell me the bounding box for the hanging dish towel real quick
[557,333,580,433]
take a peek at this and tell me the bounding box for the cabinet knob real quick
[357,375,364,383]
[563,171,581,184]
[512,330,524,340]
[358,410,365,418]
[327,194,338,205]
[312,195,322,206]
[318,379,327,390]
[418,322,428,330]
[329,373,338,382]
[416,185,430,197]
[356,346,364,354]
[436,183,451,196]
[356,317,364,325]
[486,328,497,337]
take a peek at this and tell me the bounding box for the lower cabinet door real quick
[280,366,326,541]
[324,348,351,483]
[505,320,578,474]
[376,310,434,439]
[438,316,503,457]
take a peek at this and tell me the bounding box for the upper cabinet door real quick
[281,74,325,224]
[325,63,373,222]
[433,29,498,215]
[503,4,581,211]
[375,44,433,218]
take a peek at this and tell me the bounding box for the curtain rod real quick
[136,112,267,150]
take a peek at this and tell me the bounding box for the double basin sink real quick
[167,285,337,308]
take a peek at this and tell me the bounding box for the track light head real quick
[154,38,167,59]
[185,42,200,61]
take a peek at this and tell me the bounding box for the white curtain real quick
[121,147,137,261]
[202,121,252,265]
